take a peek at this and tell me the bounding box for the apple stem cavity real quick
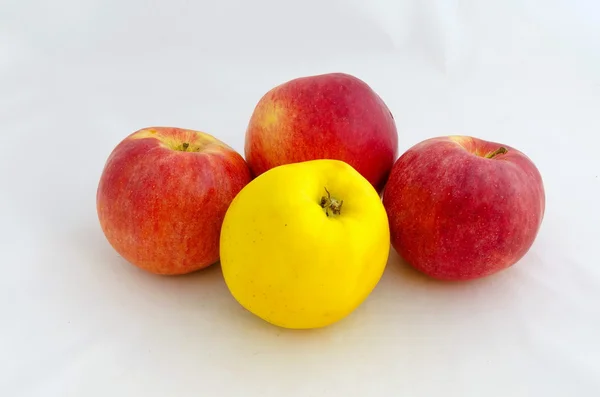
[485,147,508,159]
[320,187,343,217]
[172,141,203,152]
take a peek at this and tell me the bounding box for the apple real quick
[382,136,545,281]
[96,127,252,275]
[220,159,390,329]
[244,72,398,193]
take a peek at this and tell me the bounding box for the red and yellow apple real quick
[244,72,398,192]
[96,127,252,275]
[382,136,545,280]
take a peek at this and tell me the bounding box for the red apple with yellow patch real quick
[382,136,545,280]
[97,127,252,275]
[244,72,398,192]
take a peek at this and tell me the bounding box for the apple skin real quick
[382,136,545,281]
[244,72,398,192]
[96,127,252,275]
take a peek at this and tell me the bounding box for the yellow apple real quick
[219,159,390,329]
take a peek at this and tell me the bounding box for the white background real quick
[2,0,599,396]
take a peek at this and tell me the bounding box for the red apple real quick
[382,136,545,281]
[244,72,398,192]
[96,127,252,275]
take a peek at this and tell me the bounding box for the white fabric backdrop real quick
[1,1,599,396]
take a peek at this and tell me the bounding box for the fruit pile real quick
[97,72,545,329]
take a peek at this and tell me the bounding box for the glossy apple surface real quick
[382,136,545,280]
[97,127,252,275]
[244,72,398,192]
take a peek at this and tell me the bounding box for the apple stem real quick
[182,142,190,151]
[485,147,508,159]
[320,187,343,217]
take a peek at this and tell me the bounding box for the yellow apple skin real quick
[219,159,390,329]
